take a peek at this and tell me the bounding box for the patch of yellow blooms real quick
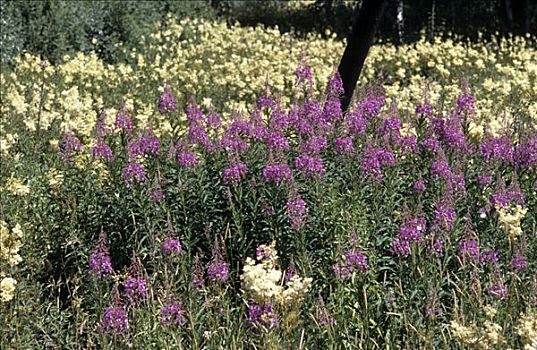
[496,204,528,239]
[450,306,537,349]
[0,221,23,302]
[1,17,535,156]
[449,305,504,349]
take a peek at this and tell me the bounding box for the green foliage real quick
[0,0,216,65]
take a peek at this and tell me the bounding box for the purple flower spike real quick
[160,302,186,327]
[124,163,146,186]
[92,138,113,161]
[191,253,205,289]
[59,132,82,162]
[222,161,248,184]
[286,193,308,230]
[101,286,128,335]
[248,303,278,329]
[89,228,114,280]
[207,240,229,284]
[262,163,292,184]
[158,87,176,115]
[124,255,148,305]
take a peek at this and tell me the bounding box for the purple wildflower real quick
[422,136,441,153]
[160,302,186,327]
[295,65,313,86]
[400,135,418,153]
[124,256,148,305]
[360,144,396,181]
[391,237,411,257]
[357,94,385,119]
[346,110,368,135]
[326,72,344,98]
[207,240,229,284]
[114,107,132,134]
[455,93,476,115]
[59,132,82,162]
[479,135,514,164]
[101,287,128,335]
[323,98,343,122]
[206,112,222,129]
[157,88,176,114]
[286,193,308,230]
[248,303,278,329]
[262,163,292,184]
[294,155,324,178]
[433,195,455,232]
[415,103,433,117]
[257,95,275,110]
[178,151,198,168]
[265,132,290,153]
[334,136,354,156]
[480,249,499,266]
[413,179,427,192]
[88,228,114,280]
[124,163,146,185]
[430,150,452,179]
[222,161,248,184]
[510,255,527,271]
[301,135,328,154]
[514,135,537,169]
[458,239,480,261]
[92,138,113,161]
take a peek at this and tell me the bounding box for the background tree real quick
[337,0,389,113]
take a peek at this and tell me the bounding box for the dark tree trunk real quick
[337,0,388,113]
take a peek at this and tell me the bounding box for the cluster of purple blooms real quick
[124,257,148,305]
[101,286,129,335]
[160,302,186,327]
[392,210,427,257]
[286,193,308,230]
[206,240,229,284]
[161,217,183,256]
[157,87,177,115]
[59,132,82,162]
[333,248,369,281]
[75,64,535,333]
[247,303,278,329]
[88,228,114,280]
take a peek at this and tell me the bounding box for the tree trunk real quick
[337,0,388,114]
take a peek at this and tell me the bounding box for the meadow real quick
[1,15,536,349]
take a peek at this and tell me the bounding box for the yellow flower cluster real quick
[496,204,528,239]
[4,178,30,196]
[47,168,64,190]
[1,17,535,148]
[241,241,312,306]
[449,307,504,349]
[0,222,23,303]
[0,277,17,302]
[516,311,537,350]
[0,221,23,266]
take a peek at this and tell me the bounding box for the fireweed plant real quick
[1,63,536,349]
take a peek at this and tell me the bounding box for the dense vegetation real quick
[1,5,536,350]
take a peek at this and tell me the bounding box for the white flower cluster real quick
[241,241,312,306]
